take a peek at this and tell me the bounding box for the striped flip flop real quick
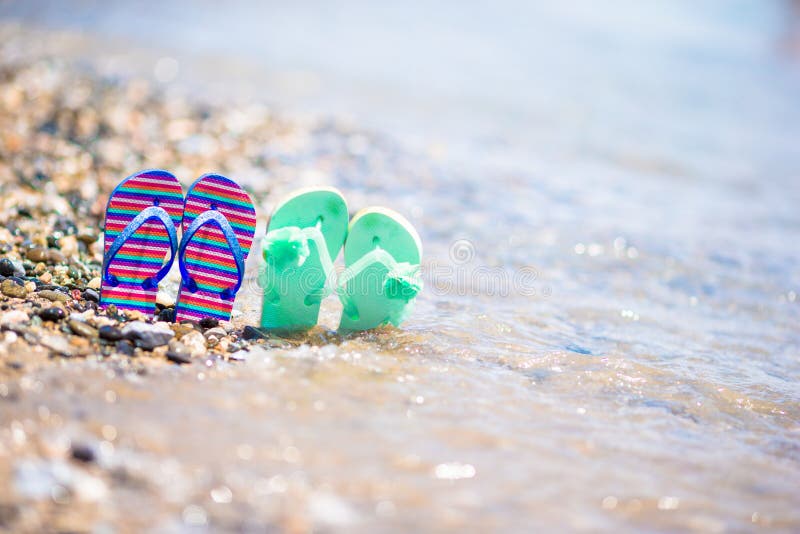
[174,174,257,322]
[337,207,423,331]
[101,170,184,315]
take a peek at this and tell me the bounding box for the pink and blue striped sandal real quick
[100,170,184,315]
[173,174,257,323]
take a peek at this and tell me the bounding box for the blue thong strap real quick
[178,209,245,300]
[103,205,178,290]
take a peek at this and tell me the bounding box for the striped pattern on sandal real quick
[101,170,184,314]
[174,174,256,322]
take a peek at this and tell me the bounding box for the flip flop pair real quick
[260,188,423,332]
[100,170,256,322]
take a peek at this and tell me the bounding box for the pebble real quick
[199,317,219,329]
[157,308,174,322]
[47,249,66,264]
[70,442,96,463]
[39,335,73,356]
[228,350,248,361]
[68,319,98,338]
[1,279,27,299]
[38,289,70,303]
[26,247,48,263]
[166,349,192,365]
[156,289,175,308]
[98,325,124,341]
[38,272,52,284]
[124,310,145,321]
[242,325,267,341]
[39,307,66,322]
[122,321,175,350]
[116,340,135,356]
[83,289,100,302]
[203,327,227,339]
[87,277,101,290]
[179,330,207,356]
[59,235,78,257]
[71,336,89,349]
[0,310,29,325]
[0,258,15,277]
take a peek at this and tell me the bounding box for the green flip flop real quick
[337,207,423,331]
[260,187,348,331]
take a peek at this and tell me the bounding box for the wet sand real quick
[1,15,799,534]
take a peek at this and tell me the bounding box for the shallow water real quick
[1,1,800,532]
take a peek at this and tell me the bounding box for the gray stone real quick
[203,327,227,339]
[122,321,174,351]
[39,334,73,356]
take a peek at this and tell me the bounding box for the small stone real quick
[180,330,207,356]
[11,260,25,278]
[40,334,73,356]
[0,258,14,277]
[47,249,66,264]
[0,310,29,325]
[70,442,96,463]
[1,279,27,299]
[26,247,48,263]
[156,289,175,308]
[83,289,100,302]
[34,262,46,275]
[122,321,175,350]
[124,309,145,321]
[242,325,267,341]
[68,319,98,338]
[77,232,97,244]
[59,235,78,257]
[87,277,101,290]
[203,327,226,339]
[179,320,201,330]
[24,281,36,293]
[228,350,248,362]
[38,289,70,303]
[199,317,219,329]
[39,272,52,284]
[70,336,90,348]
[98,325,124,341]
[157,308,174,322]
[166,350,192,364]
[116,339,135,356]
[39,307,66,322]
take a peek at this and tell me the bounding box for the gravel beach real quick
[0,26,432,532]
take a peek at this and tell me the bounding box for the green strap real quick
[263,224,336,297]
[338,247,423,321]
